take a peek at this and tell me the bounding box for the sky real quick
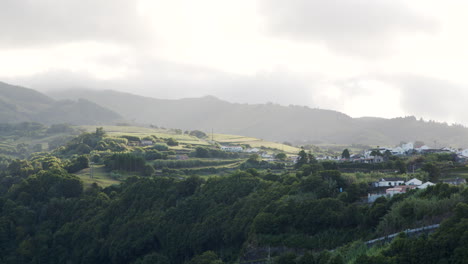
[1,0,468,124]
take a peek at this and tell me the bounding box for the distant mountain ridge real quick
[0,82,122,125]
[48,88,468,147]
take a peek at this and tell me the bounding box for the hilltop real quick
[0,82,122,125]
[49,88,468,147]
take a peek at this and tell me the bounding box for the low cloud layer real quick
[9,63,468,125]
[388,75,468,124]
[1,1,467,126]
[259,0,435,56]
[11,59,318,108]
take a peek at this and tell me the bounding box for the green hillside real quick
[79,125,300,154]
[0,82,122,125]
[50,88,468,147]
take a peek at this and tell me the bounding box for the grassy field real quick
[74,164,121,188]
[79,125,210,146]
[212,133,301,154]
[0,132,73,153]
[79,126,301,154]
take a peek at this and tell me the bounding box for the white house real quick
[140,140,154,146]
[458,149,468,157]
[261,153,273,159]
[401,142,414,152]
[244,148,260,153]
[405,178,422,186]
[375,177,405,187]
[220,146,243,152]
[417,182,435,189]
[391,147,405,155]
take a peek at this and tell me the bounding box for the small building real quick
[261,153,273,159]
[220,145,243,152]
[245,148,260,153]
[140,140,154,146]
[405,178,422,186]
[374,177,405,187]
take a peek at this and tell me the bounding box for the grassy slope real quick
[79,125,300,154]
[212,133,301,154]
[72,126,304,188]
[74,165,121,188]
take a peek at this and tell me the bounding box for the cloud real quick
[259,0,435,57]
[0,0,149,47]
[386,75,468,123]
[9,58,318,108]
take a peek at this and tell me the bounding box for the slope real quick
[0,82,122,125]
[49,89,468,147]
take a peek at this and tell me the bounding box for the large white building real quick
[374,177,405,187]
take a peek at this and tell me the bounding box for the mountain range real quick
[0,82,122,125]
[47,87,468,148]
[1,81,468,147]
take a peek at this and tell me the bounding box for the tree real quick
[189,130,207,139]
[295,149,308,168]
[383,150,392,159]
[247,154,261,164]
[195,147,210,158]
[143,164,155,176]
[308,152,317,164]
[95,127,106,138]
[395,159,407,174]
[275,153,287,161]
[166,138,179,146]
[421,162,440,182]
[341,149,350,159]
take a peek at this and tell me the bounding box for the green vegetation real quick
[75,164,121,188]
[1,123,468,264]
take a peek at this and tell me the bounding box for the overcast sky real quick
[1,0,468,124]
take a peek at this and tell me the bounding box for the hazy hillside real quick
[0,82,122,125]
[48,89,468,147]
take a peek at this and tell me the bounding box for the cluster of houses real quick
[368,177,435,202]
[317,142,468,164]
[368,176,467,202]
[364,142,468,161]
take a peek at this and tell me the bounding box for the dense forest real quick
[0,126,467,263]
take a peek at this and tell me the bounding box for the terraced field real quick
[79,126,300,153]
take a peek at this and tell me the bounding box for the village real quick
[216,141,468,203]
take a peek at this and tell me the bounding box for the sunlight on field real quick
[74,165,121,188]
[212,133,300,153]
[79,126,210,146]
[79,126,301,154]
